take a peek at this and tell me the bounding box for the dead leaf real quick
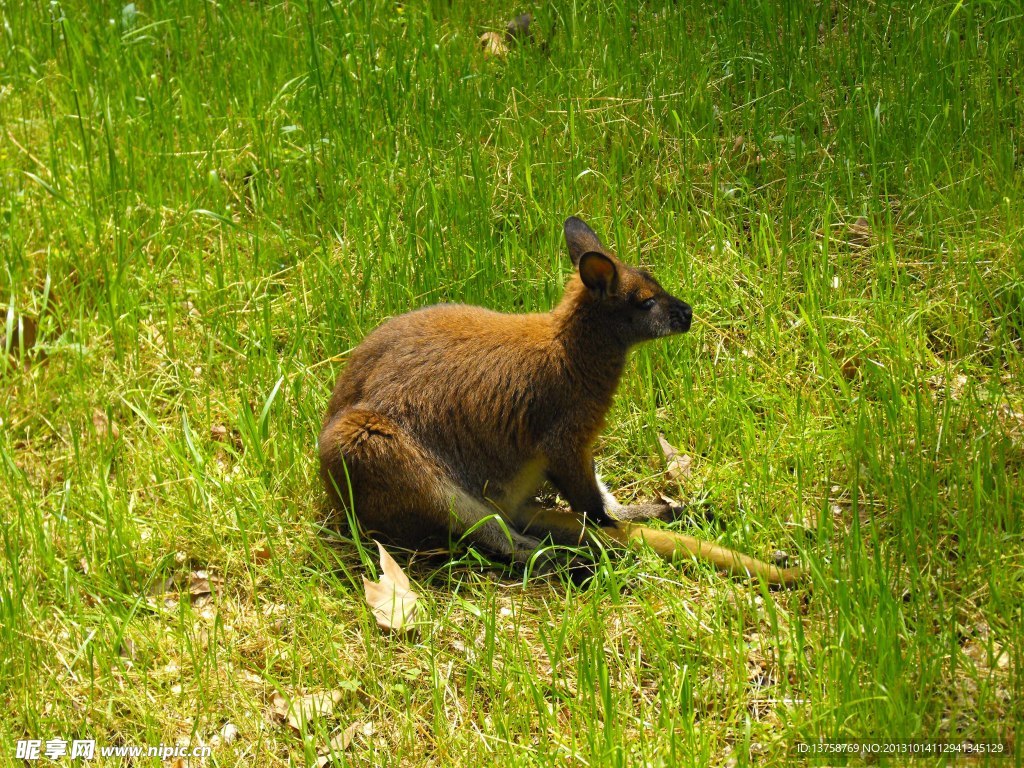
[994,642,1010,669]
[657,435,693,484]
[316,721,361,765]
[963,639,1011,671]
[119,637,136,661]
[270,691,290,721]
[335,722,360,749]
[148,570,223,608]
[219,722,239,745]
[479,31,508,58]
[252,544,272,563]
[840,357,860,379]
[846,215,873,248]
[316,720,375,764]
[278,690,344,732]
[92,409,120,440]
[211,423,244,451]
[188,570,223,602]
[928,373,969,401]
[363,541,420,633]
[657,493,680,507]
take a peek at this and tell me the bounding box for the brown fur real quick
[319,217,801,586]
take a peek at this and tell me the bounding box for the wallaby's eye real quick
[639,297,656,311]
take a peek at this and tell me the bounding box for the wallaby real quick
[319,217,801,586]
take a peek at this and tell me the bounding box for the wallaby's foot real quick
[609,501,684,523]
[563,555,598,587]
[514,543,594,582]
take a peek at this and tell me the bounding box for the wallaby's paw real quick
[520,546,598,585]
[563,556,598,587]
[663,503,689,521]
[610,501,681,523]
[520,543,566,577]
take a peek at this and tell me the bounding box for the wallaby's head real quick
[562,217,692,346]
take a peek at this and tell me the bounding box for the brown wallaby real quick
[319,217,801,586]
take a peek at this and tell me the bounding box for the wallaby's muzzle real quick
[670,298,693,333]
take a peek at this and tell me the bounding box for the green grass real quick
[1,0,1022,765]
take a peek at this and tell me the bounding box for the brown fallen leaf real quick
[479,31,508,58]
[211,423,244,453]
[188,570,223,602]
[839,357,860,380]
[846,215,873,248]
[283,691,344,732]
[118,637,136,662]
[928,372,969,401]
[270,691,290,722]
[316,722,361,764]
[658,492,680,508]
[148,570,223,609]
[657,435,693,484]
[92,408,121,440]
[963,639,1011,671]
[363,541,419,633]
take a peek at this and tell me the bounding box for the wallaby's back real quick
[323,276,623,494]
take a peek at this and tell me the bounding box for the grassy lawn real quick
[1,0,1022,765]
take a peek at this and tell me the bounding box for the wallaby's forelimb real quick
[519,507,802,587]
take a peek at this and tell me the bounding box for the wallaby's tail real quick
[519,508,802,587]
[601,522,803,587]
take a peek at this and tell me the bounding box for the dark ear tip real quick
[564,217,602,264]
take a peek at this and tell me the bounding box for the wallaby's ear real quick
[578,251,617,297]
[564,217,603,265]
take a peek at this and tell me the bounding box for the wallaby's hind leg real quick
[595,475,682,523]
[609,501,682,523]
[319,406,545,564]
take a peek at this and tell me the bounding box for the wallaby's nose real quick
[671,300,693,332]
